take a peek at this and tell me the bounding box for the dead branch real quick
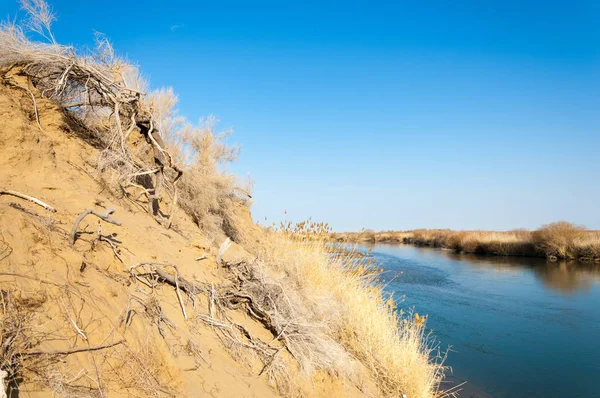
[8,202,66,236]
[135,116,183,229]
[25,340,124,356]
[0,189,56,212]
[173,273,188,320]
[70,208,121,245]
[134,262,207,296]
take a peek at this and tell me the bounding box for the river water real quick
[358,244,600,398]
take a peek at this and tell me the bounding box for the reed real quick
[333,222,600,262]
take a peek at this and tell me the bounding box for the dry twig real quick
[25,340,124,356]
[0,189,56,212]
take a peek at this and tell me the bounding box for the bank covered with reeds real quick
[333,222,600,263]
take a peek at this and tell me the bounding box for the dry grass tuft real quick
[245,221,446,397]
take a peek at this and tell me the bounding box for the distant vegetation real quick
[333,222,600,262]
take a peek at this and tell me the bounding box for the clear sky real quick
[2,0,599,231]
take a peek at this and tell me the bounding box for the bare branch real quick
[0,189,56,212]
[19,0,57,44]
[70,208,121,245]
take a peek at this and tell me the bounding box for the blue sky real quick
[2,0,599,231]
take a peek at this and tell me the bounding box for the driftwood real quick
[70,208,121,245]
[25,340,124,356]
[0,189,56,212]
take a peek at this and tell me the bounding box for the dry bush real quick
[245,221,446,397]
[175,118,247,241]
[145,87,249,240]
[532,221,588,259]
[224,253,354,377]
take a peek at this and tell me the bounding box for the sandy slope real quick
[0,73,374,397]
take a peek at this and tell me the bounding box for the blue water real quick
[360,244,600,398]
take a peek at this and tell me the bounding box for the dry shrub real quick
[575,231,600,260]
[532,221,587,259]
[245,222,445,397]
[146,87,249,240]
[0,3,145,146]
[178,168,244,242]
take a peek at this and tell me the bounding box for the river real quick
[358,244,600,398]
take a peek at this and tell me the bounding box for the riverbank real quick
[332,222,600,263]
[0,5,445,396]
[363,243,600,397]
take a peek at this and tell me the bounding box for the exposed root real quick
[25,340,124,357]
[23,83,44,133]
[129,261,295,374]
[1,14,184,230]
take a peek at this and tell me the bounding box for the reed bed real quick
[333,222,600,262]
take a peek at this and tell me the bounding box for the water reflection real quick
[439,250,600,294]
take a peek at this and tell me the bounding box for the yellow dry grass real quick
[246,221,446,397]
